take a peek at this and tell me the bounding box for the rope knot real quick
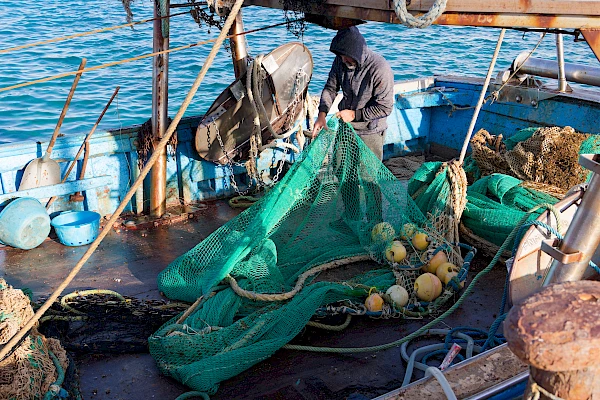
[393,0,448,28]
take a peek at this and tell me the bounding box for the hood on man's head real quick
[330,26,368,66]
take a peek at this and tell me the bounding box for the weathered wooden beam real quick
[0,176,113,206]
[434,13,600,29]
[376,344,528,399]
[244,0,600,29]
[320,0,600,15]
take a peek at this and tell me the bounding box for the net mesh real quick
[150,120,465,394]
[0,278,69,400]
[458,126,600,255]
[470,126,596,196]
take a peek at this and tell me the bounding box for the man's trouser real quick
[359,131,384,161]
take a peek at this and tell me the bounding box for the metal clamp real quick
[579,154,600,175]
[540,239,584,265]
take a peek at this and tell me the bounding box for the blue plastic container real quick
[51,211,101,246]
[0,197,51,250]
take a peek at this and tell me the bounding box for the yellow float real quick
[414,273,442,301]
[400,223,417,240]
[385,240,407,263]
[422,250,448,273]
[371,222,395,242]
[435,262,459,282]
[365,292,384,312]
[412,232,430,251]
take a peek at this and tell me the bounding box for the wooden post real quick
[151,0,169,217]
[229,11,248,79]
[505,281,600,399]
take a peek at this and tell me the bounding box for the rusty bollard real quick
[505,281,600,399]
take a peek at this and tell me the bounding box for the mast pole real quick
[151,0,170,217]
[229,11,248,78]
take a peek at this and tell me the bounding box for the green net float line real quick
[281,205,555,354]
[43,350,65,400]
[306,315,352,332]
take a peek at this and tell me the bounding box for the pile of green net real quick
[150,120,464,394]
[416,128,600,250]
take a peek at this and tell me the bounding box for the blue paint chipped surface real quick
[1,78,599,217]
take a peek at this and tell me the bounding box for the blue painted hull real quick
[1,75,599,217]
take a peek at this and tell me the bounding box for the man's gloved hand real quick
[336,109,355,123]
[312,112,328,137]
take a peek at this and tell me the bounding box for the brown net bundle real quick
[470,126,591,197]
[470,129,510,177]
[0,278,69,399]
[506,126,589,190]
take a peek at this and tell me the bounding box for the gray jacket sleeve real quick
[354,63,394,123]
[318,57,342,114]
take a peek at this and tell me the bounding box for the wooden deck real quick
[1,199,511,399]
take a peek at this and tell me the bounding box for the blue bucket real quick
[51,211,101,246]
[0,197,51,250]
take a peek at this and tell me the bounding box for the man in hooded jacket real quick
[312,26,395,160]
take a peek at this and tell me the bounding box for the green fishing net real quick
[150,119,465,394]
[463,174,557,247]
[434,127,600,250]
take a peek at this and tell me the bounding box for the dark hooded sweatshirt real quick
[318,26,395,136]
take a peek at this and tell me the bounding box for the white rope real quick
[393,0,448,29]
[260,140,300,153]
[527,377,566,400]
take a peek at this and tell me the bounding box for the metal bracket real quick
[579,154,600,174]
[490,84,556,108]
[230,80,245,102]
[540,239,584,264]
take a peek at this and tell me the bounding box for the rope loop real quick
[393,0,448,28]
[527,377,566,400]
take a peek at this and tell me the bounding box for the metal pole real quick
[229,11,248,78]
[548,155,600,283]
[556,33,568,92]
[458,28,506,165]
[513,56,600,87]
[151,0,169,217]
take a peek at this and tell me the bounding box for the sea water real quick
[0,0,597,143]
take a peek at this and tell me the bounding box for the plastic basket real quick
[51,211,101,246]
[0,197,51,250]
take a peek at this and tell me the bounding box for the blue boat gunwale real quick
[1,74,599,218]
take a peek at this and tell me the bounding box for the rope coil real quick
[226,255,372,302]
[393,0,448,28]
